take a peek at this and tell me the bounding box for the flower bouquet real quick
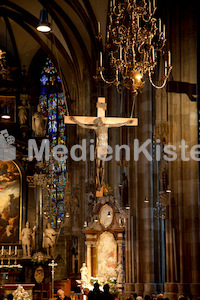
[90,277,99,285]
[31,252,46,264]
[13,285,31,300]
[101,276,118,295]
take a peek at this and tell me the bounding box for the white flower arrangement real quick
[90,277,99,284]
[12,285,31,300]
[101,276,118,295]
[0,264,23,270]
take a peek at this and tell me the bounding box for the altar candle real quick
[153,0,155,9]
[9,246,11,255]
[1,246,4,255]
[15,246,17,256]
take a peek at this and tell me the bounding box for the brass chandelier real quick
[96,0,172,94]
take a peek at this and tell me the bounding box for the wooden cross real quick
[65,97,138,197]
[48,259,58,298]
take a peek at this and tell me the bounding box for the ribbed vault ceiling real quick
[0,0,108,96]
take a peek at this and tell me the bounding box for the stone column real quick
[135,84,156,296]
[117,235,124,264]
[163,2,200,299]
[35,185,43,252]
[91,242,97,277]
[86,242,92,280]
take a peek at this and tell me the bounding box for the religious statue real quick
[116,262,125,284]
[21,221,33,257]
[32,104,48,137]
[43,223,57,257]
[70,116,133,190]
[80,263,88,286]
[18,99,30,125]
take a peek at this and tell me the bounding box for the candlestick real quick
[152,46,155,62]
[100,52,103,67]
[149,1,151,14]
[168,50,171,66]
[116,69,119,81]
[110,0,112,12]
[163,25,166,39]
[97,22,100,35]
[9,246,11,255]
[119,45,122,60]
[137,15,140,28]
[1,246,4,256]
[159,18,161,32]
[165,61,168,76]
[107,31,109,42]
[15,246,17,256]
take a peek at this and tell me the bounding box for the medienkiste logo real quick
[1,129,200,163]
[0,129,16,161]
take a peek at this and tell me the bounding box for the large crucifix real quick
[65,97,138,197]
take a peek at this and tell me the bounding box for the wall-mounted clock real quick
[99,204,114,228]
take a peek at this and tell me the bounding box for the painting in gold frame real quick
[0,160,22,244]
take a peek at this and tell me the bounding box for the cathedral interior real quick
[0,0,199,300]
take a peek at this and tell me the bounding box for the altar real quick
[1,284,35,299]
[82,194,126,292]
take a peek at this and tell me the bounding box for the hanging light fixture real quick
[37,9,51,33]
[144,196,150,203]
[1,104,11,119]
[165,185,171,193]
[96,0,172,94]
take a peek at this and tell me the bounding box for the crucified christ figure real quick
[70,116,133,190]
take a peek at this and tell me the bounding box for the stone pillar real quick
[35,185,43,252]
[91,242,97,277]
[135,84,156,296]
[117,235,123,263]
[86,242,92,280]
[163,2,200,299]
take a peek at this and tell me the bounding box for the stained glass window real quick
[39,58,66,229]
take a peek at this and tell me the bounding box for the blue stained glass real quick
[39,57,67,229]
[40,74,48,85]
